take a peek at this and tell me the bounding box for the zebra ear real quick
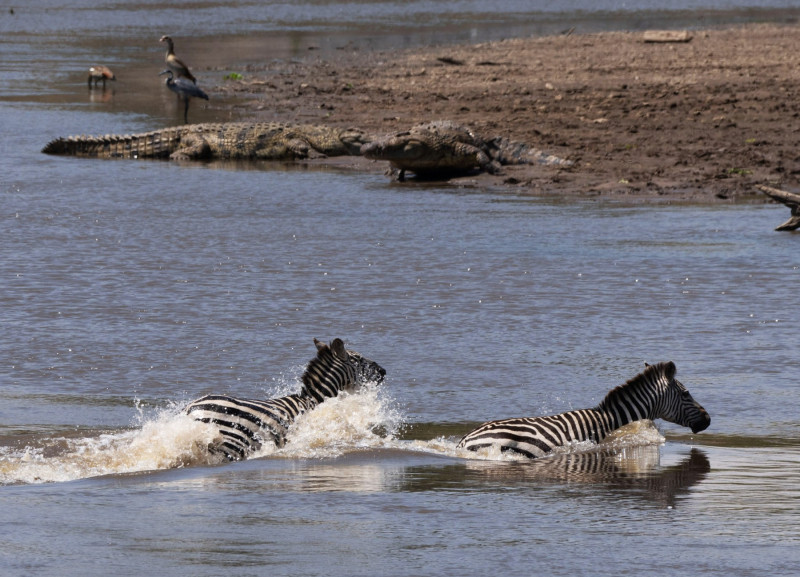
[314,338,328,353]
[330,338,348,359]
[663,361,677,379]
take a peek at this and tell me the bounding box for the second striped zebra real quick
[457,361,709,459]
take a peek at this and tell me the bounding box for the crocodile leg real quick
[169,133,212,160]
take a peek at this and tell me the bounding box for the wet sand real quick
[202,23,800,201]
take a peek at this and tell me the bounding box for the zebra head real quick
[299,338,386,403]
[646,361,711,434]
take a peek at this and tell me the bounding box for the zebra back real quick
[457,408,607,459]
[185,338,386,460]
[185,393,312,459]
[457,361,709,459]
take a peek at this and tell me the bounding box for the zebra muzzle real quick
[691,412,711,433]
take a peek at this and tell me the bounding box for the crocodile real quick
[360,120,572,181]
[42,122,369,161]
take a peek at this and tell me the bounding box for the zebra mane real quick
[299,338,348,399]
[596,361,676,411]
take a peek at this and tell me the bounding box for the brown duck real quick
[87,65,116,88]
[159,35,196,83]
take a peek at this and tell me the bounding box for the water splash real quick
[264,385,405,459]
[0,409,222,485]
[0,395,667,484]
[0,386,403,485]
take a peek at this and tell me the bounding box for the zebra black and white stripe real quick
[457,361,710,459]
[184,338,386,460]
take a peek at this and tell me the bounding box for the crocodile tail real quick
[487,136,573,167]
[42,137,84,155]
[42,129,181,159]
[41,135,131,157]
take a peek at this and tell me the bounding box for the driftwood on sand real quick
[642,30,693,43]
[756,184,800,231]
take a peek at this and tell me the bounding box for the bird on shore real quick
[160,69,208,123]
[87,65,116,88]
[159,35,197,83]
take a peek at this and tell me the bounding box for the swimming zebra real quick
[184,338,386,460]
[457,361,710,459]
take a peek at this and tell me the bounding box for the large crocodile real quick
[42,122,369,161]
[361,120,572,181]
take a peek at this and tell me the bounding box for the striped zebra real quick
[457,361,710,459]
[184,338,386,460]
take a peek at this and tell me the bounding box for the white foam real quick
[0,394,667,484]
[0,408,224,485]
[267,385,404,459]
[0,386,403,485]
[602,419,666,448]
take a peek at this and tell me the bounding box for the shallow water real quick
[1,2,800,576]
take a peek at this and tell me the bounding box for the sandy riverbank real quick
[203,23,800,201]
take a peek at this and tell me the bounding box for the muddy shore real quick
[206,23,800,202]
